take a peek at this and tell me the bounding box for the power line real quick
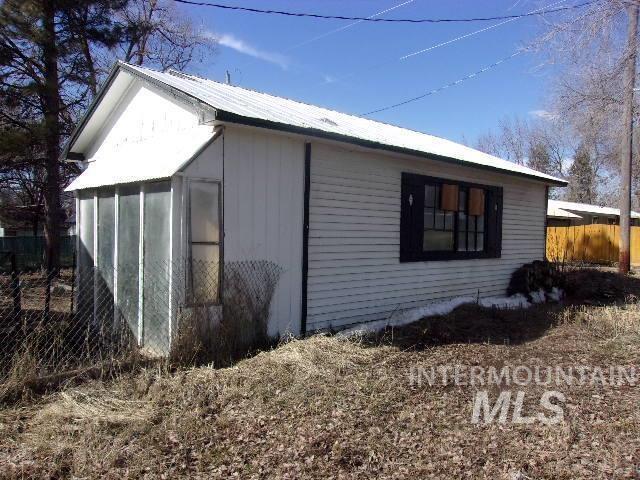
[399,0,568,60]
[287,0,417,52]
[235,0,417,72]
[360,50,525,116]
[172,0,596,24]
[315,0,574,87]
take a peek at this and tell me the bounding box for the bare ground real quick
[1,269,640,479]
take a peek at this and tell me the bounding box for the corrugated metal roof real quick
[113,62,565,186]
[549,200,640,219]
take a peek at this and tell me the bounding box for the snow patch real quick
[548,287,564,302]
[478,294,530,309]
[337,289,565,336]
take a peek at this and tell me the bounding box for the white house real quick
[64,61,566,350]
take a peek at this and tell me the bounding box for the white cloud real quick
[210,32,289,69]
[322,74,337,84]
[529,109,557,120]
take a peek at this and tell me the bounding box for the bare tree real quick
[117,0,215,72]
[538,0,639,199]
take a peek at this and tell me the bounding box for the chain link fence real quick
[0,258,282,389]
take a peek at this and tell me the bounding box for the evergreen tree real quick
[567,145,597,204]
[527,141,553,175]
[0,0,214,269]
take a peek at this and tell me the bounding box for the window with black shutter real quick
[400,172,502,262]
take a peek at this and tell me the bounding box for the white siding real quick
[307,142,547,331]
[186,126,305,336]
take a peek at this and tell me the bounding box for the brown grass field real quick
[0,268,639,479]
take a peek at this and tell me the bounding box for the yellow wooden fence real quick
[546,225,640,264]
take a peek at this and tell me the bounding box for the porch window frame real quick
[185,177,223,306]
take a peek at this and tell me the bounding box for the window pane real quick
[425,185,435,207]
[459,189,467,213]
[424,230,454,251]
[457,231,467,251]
[435,210,445,230]
[444,212,454,231]
[476,232,484,252]
[458,211,467,230]
[143,181,171,354]
[477,214,485,232]
[191,244,220,304]
[424,209,434,229]
[190,181,220,243]
[97,191,115,323]
[468,215,476,235]
[117,185,140,340]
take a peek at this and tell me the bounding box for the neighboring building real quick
[547,200,640,227]
[63,61,565,350]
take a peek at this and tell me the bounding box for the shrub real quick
[169,260,282,368]
[507,260,565,300]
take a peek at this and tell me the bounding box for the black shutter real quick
[486,187,503,258]
[400,174,424,262]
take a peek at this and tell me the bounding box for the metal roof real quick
[66,128,214,191]
[548,200,640,219]
[70,62,564,186]
[547,203,582,219]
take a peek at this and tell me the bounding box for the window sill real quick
[400,251,500,262]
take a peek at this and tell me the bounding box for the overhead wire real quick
[172,0,596,24]
[319,0,573,86]
[360,50,526,116]
[286,0,417,52]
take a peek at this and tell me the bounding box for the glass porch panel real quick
[96,191,115,324]
[78,192,94,270]
[77,192,94,318]
[117,185,140,340]
[142,181,171,355]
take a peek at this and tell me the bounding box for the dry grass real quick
[1,269,640,478]
[561,301,640,340]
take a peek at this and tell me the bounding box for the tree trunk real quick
[42,0,62,273]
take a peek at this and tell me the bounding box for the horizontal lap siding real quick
[307,143,546,332]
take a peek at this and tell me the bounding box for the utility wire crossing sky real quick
[176,0,593,144]
[172,0,595,23]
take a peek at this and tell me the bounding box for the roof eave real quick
[214,110,568,187]
[59,61,123,162]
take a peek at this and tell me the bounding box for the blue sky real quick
[179,0,563,145]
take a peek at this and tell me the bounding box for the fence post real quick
[70,250,76,313]
[43,244,53,320]
[9,252,21,318]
